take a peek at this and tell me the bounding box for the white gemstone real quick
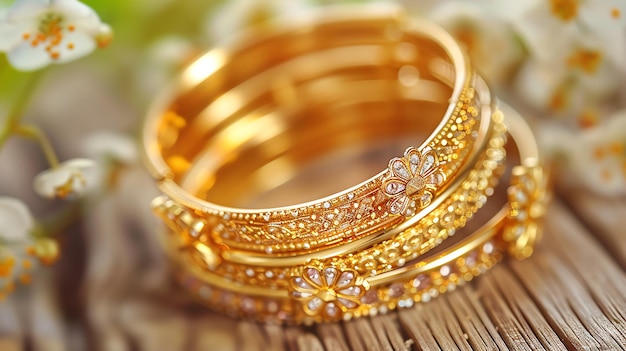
[292,291,312,299]
[483,242,494,254]
[386,182,405,195]
[323,201,331,209]
[294,277,311,289]
[265,247,273,254]
[421,293,431,303]
[324,267,337,285]
[422,154,435,173]
[348,193,355,200]
[419,192,433,206]
[291,209,299,217]
[338,297,357,309]
[308,297,323,311]
[263,213,271,221]
[241,298,255,312]
[392,160,410,178]
[340,286,361,296]
[440,265,451,277]
[409,153,420,165]
[246,269,255,277]
[337,272,354,288]
[325,302,339,317]
[306,268,321,285]
[404,298,414,308]
[265,271,274,279]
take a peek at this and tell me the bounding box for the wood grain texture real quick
[2,196,626,351]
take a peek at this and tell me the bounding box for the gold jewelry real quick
[153,75,505,283]
[142,8,549,325]
[144,9,495,255]
[163,102,547,324]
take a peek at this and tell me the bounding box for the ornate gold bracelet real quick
[142,8,549,324]
[163,103,547,324]
[143,9,495,255]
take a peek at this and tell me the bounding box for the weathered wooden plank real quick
[559,190,626,268]
[478,266,566,351]
[540,201,626,348]
[421,297,466,351]
[190,315,236,351]
[295,333,325,351]
[316,324,350,351]
[345,319,386,351]
[370,314,409,351]
[448,289,508,350]
[398,307,441,351]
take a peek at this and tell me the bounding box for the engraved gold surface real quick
[143,10,493,254]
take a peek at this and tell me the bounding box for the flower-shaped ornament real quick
[382,147,446,215]
[290,264,368,320]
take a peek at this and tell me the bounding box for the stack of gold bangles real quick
[143,7,550,324]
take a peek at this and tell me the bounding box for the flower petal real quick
[404,147,421,175]
[54,30,96,64]
[6,40,52,71]
[33,167,73,198]
[0,197,35,242]
[388,195,409,215]
[50,0,96,18]
[5,0,49,23]
[383,178,406,196]
[389,158,410,180]
[420,148,438,175]
[62,158,96,170]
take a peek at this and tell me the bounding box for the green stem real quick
[0,69,45,150]
[14,124,60,168]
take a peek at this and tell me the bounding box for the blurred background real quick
[0,0,625,350]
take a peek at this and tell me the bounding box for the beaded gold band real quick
[162,103,547,324]
[142,8,549,325]
[152,75,505,283]
[143,9,494,255]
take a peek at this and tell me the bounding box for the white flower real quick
[84,131,138,165]
[542,110,626,196]
[498,0,626,115]
[33,158,96,199]
[570,111,626,196]
[82,131,139,190]
[428,1,523,86]
[0,0,112,71]
[0,197,34,243]
[504,0,626,67]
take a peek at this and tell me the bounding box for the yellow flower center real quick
[550,0,578,21]
[22,12,76,60]
[567,49,603,74]
[612,8,621,19]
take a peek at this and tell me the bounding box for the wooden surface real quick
[1,190,625,351]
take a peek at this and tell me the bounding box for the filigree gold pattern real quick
[289,263,368,320]
[504,163,550,259]
[382,147,446,215]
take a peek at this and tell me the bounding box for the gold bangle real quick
[153,75,505,283]
[165,102,547,324]
[143,9,494,255]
